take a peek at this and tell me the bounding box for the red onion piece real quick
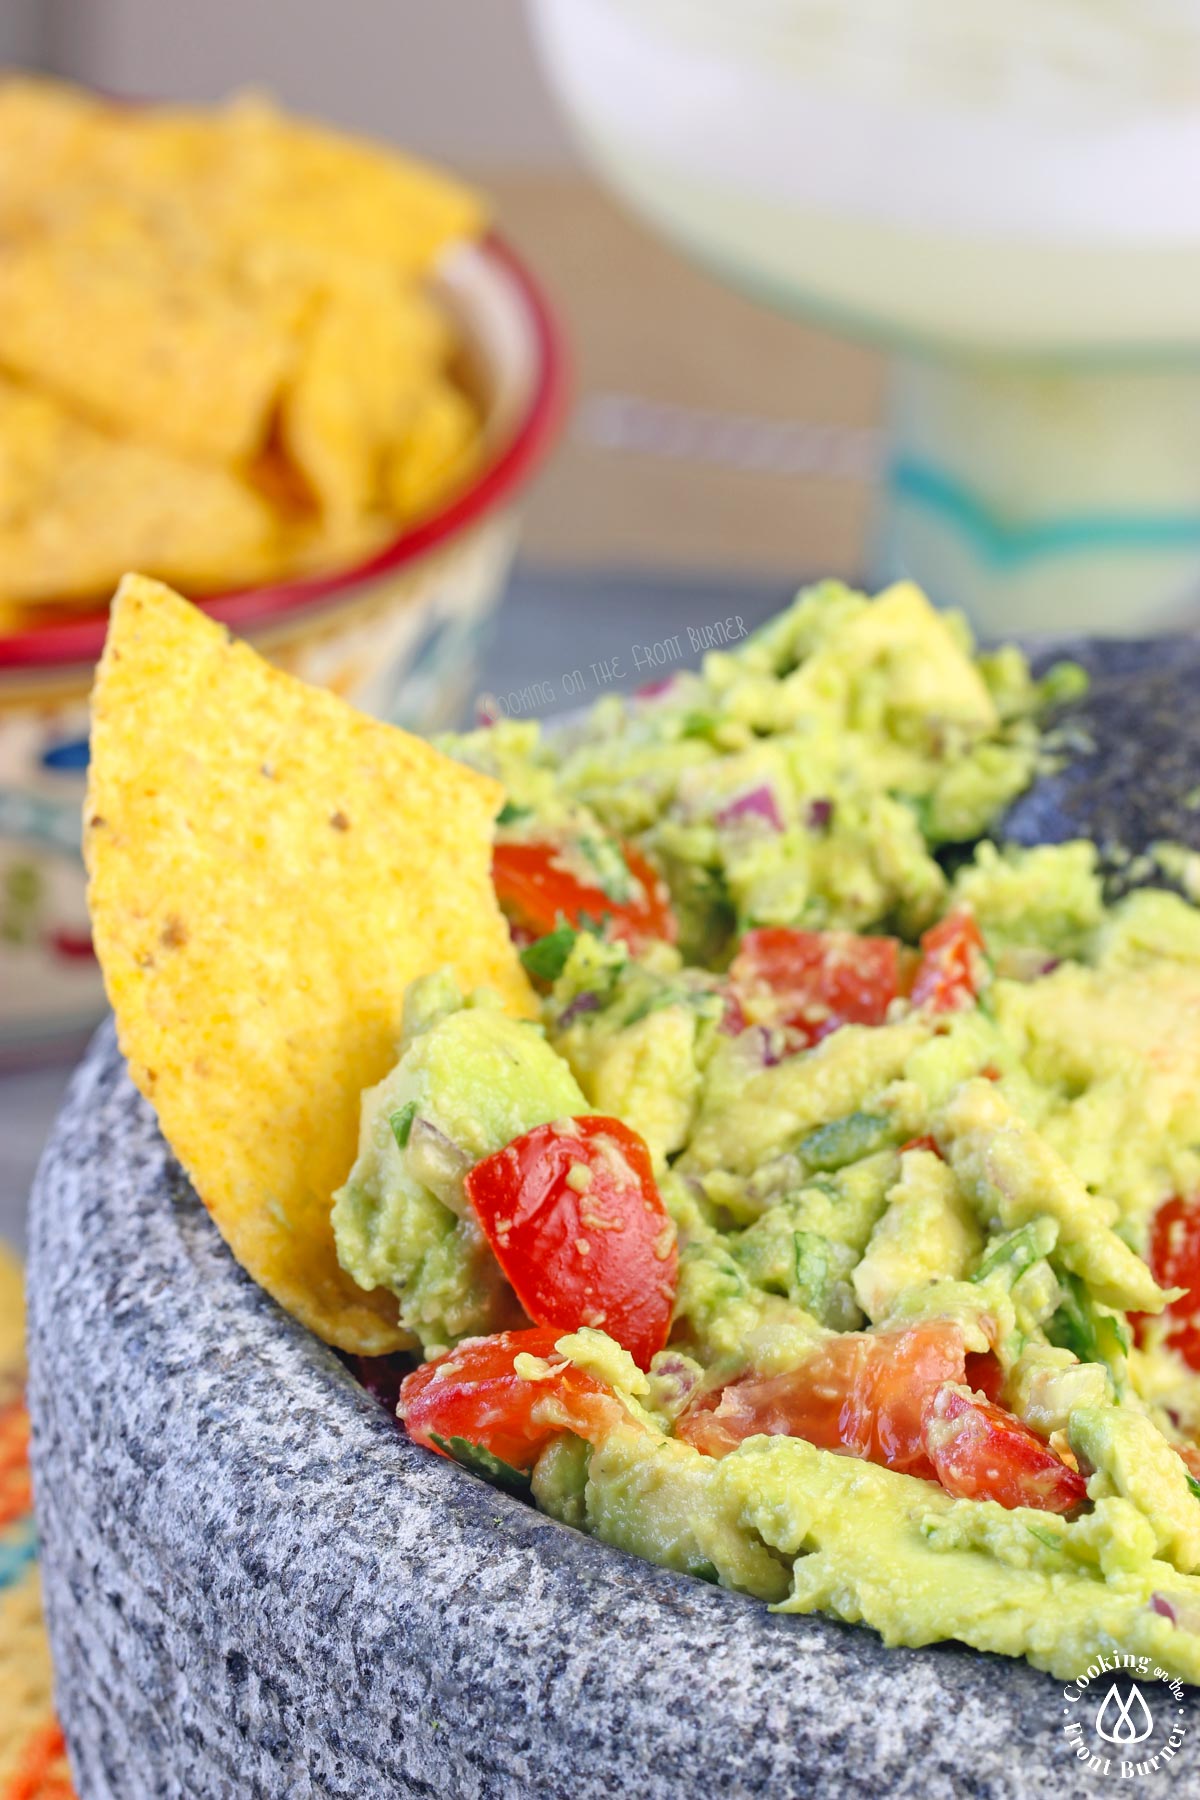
[720,990,747,1036]
[750,1025,783,1068]
[716,785,783,831]
[557,991,601,1029]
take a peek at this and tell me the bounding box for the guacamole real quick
[333,580,1200,1685]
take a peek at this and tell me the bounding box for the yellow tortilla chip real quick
[0,223,303,467]
[388,377,482,521]
[85,575,535,1353]
[211,94,485,276]
[0,376,284,606]
[281,277,461,524]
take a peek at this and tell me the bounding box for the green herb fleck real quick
[1026,1523,1062,1551]
[496,800,531,826]
[520,925,580,982]
[972,1221,1053,1286]
[622,988,681,1027]
[388,1101,417,1150]
[577,834,635,903]
[1047,1268,1129,1368]
[1186,1472,1200,1503]
[799,1111,895,1173]
[679,711,719,740]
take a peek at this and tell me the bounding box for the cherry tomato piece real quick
[466,1115,676,1370]
[1138,1195,1200,1371]
[729,927,902,1048]
[900,1134,942,1157]
[922,1385,1087,1514]
[398,1327,623,1472]
[492,838,676,950]
[1176,1443,1200,1482]
[963,1349,1006,1404]
[911,908,986,1012]
[677,1320,970,1475]
[678,1326,1077,1512]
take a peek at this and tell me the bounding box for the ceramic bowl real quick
[0,234,566,1069]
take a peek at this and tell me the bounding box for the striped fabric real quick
[0,1248,76,1800]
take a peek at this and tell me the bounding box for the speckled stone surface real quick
[28,1027,1200,1800]
[1003,637,1200,876]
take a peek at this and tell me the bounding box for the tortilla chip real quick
[388,377,482,521]
[212,94,485,276]
[0,80,489,610]
[0,225,302,467]
[85,575,535,1353]
[0,376,284,606]
[281,278,461,524]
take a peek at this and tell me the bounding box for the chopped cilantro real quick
[622,989,680,1027]
[799,1111,894,1173]
[680,711,719,740]
[496,800,531,826]
[520,925,580,982]
[1026,1523,1062,1551]
[972,1221,1050,1286]
[577,834,635,903]
[1186,1472,1200,1503]
[388,1101,417,1150]
[1047,1268,1129,1368]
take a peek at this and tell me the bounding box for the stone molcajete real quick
[1003,637,1200,883]
[26,639,1200,1800]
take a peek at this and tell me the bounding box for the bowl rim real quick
[0,230,568,674]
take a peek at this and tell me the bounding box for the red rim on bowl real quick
[0,232,569,672]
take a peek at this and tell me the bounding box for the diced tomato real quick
[677,1320,969,1475]
[1177,1443,1200,1482]
[728,927,902,1049]
[911,909,986,1012]
[398,1327,624,1472]
[1137,1195,1200,1370]
[963,1349,1005,1403]
[922,1385,1087,1514]
[900,1134,942,1158]
[492,838,676,950]
[466,1115,676,1370]
[677,1326,1079,1512]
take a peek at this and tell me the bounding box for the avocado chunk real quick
[333,975,585,1353]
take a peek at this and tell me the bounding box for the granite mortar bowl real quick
[26,638,1200,1799]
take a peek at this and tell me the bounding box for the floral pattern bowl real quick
[0,234,566,1067]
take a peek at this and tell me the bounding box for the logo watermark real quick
[1061,1656,1187,1779]
[479,615,748,720]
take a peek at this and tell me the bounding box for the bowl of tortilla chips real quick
[0,78,566,1065]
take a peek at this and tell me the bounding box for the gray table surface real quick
[0,565,795,1255]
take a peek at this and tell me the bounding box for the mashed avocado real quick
[337,580,1200,1685]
